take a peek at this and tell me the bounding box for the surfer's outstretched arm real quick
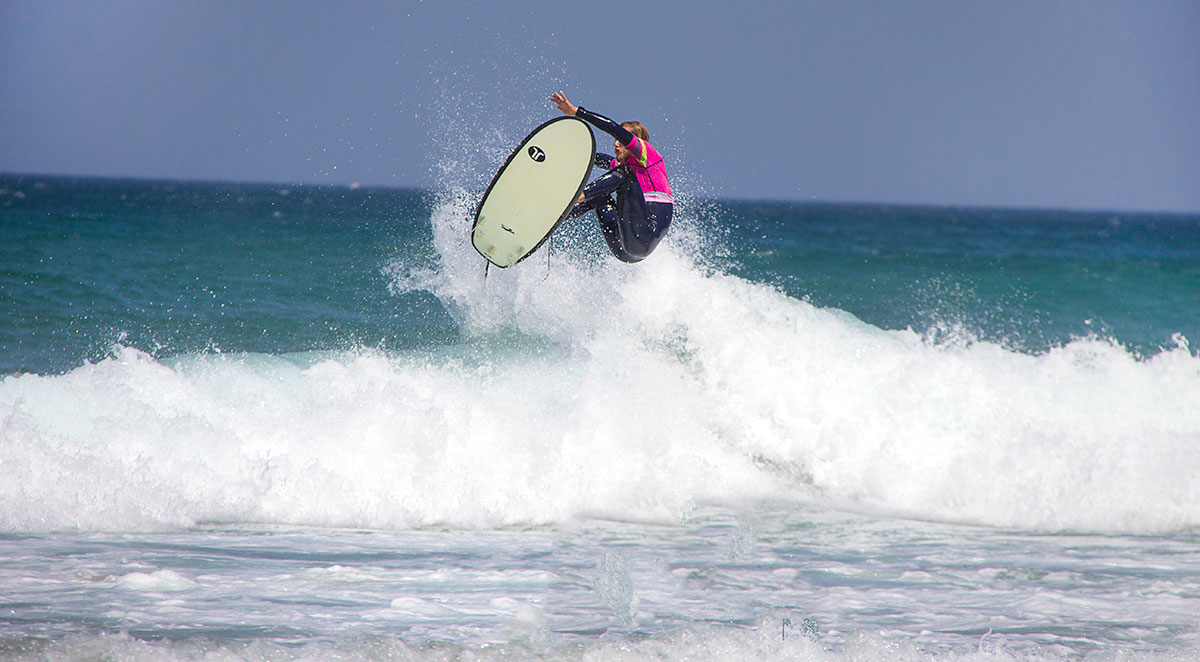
[549,92,636,146]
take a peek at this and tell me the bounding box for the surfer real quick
[550,91,673,263]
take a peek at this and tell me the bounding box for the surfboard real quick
[472,116,596,268]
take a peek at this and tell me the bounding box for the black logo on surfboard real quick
[527,146,546,162]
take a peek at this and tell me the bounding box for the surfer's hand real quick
[550,91,577,116]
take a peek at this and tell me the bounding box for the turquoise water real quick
[2,174,1199,660]
[4,176,1196,375]
[721,200,1199,355]
[2,177,448,374]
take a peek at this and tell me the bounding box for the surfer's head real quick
[622,121,649,141]
[614,121,649,163]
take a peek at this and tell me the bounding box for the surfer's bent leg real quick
[601,198,673,262]
[640,201,673,255]
[594,198,635,261]
[604,201,672,263]
[567,163,672,262]
[567,196,603,220]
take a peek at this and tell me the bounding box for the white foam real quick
[2,197,1199,535]
[116,569,197,592]
[388,597,464,617]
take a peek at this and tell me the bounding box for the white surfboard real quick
[472,116,596,268]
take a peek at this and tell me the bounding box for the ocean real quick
[1,173,1199,661]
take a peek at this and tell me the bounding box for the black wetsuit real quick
[567,107,673,263]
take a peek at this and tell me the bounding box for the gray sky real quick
[2,1,1197,212]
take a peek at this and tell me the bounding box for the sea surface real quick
[1,173,1199,661]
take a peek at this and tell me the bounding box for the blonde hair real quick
[621,121,649,141]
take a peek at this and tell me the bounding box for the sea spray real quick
[411,188,1200,533]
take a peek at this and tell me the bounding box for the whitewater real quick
[4,191,1199,535]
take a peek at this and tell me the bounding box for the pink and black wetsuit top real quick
[569,106,674,262]
[576,107,673,204]
[604,134,672,205]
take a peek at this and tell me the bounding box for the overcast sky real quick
[2,1,1197,212]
